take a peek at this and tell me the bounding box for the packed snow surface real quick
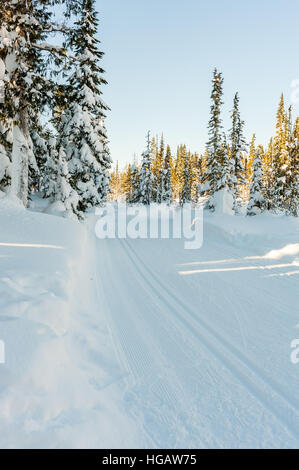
[0,198,298,448]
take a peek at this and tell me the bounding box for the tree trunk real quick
[11,106,29,207]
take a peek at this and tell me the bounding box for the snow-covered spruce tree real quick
[0,0,82,207]
[161,144,172,204]
[262,137,275,210]
[247,147,266,216]
[150,136,158,202]
[181,151,192,205]
[42,136,79,217]
[190,153,202,202]
[229,92,246,213]
[285,116,299,216]
[173,145,186,201]
[110,161,123,201]
[43,136,60,200]
[29,114,52,195]
[123,164,133,202]
[244,133,255,190]
[202,69,226,210]
[138,133,154,205]
[55,145,79,219]
[0,0,47,205]
[199,149,209,197]
[208,132,234,203]
[272,94,289,211]
[129,161,140,204]
[59,0,111,214]
[220,133,234,191]
[153,134,164,203]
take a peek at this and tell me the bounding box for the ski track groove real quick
[92,234,136,384]
[95,240,172,384]
[94,236,211,448]
[121,238,299,440]
[92,236,160,448]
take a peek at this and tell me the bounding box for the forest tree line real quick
[111,70,298,216]
[0,1,297,220]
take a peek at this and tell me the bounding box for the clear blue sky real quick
[96,0,299,166]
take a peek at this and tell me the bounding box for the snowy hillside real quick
[0,198,298,448]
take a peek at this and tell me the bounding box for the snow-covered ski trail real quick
[91,216,299,448]
[94,238,211,448]
[121,238,299,435]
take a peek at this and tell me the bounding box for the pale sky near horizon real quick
[96,0,299,166]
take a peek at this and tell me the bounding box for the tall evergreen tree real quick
[60,0,111,213]
[43,137,59,200]
[130,160,140,204]
[0,0,47,204]
[190,153,201,202]
[174,144,187,202]
[110,161,123,201]
[206,69,224,160]
[0,0,80,206]
[262,137,274,209]
[29,113,51,195]
[138,132,154,205]
[272,94,289,210]
[181,150,192,204]
[55,145,79,219]
[123,164,133,202]
[152,134,164,203]
[285,116,299,216]
[220,133,234,191]
[202,68,225,210]
[241,133,253,201]
[229,92,246,212]
[161,144,172,204]
[247,146,265,216]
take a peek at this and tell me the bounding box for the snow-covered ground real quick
[0,197,298,448]
[0,197,143,448]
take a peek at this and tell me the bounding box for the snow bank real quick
[0,201,143,448]
[205,210,299,251]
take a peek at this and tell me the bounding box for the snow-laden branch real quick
[42,23,73,34]
[32,43,78,62]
